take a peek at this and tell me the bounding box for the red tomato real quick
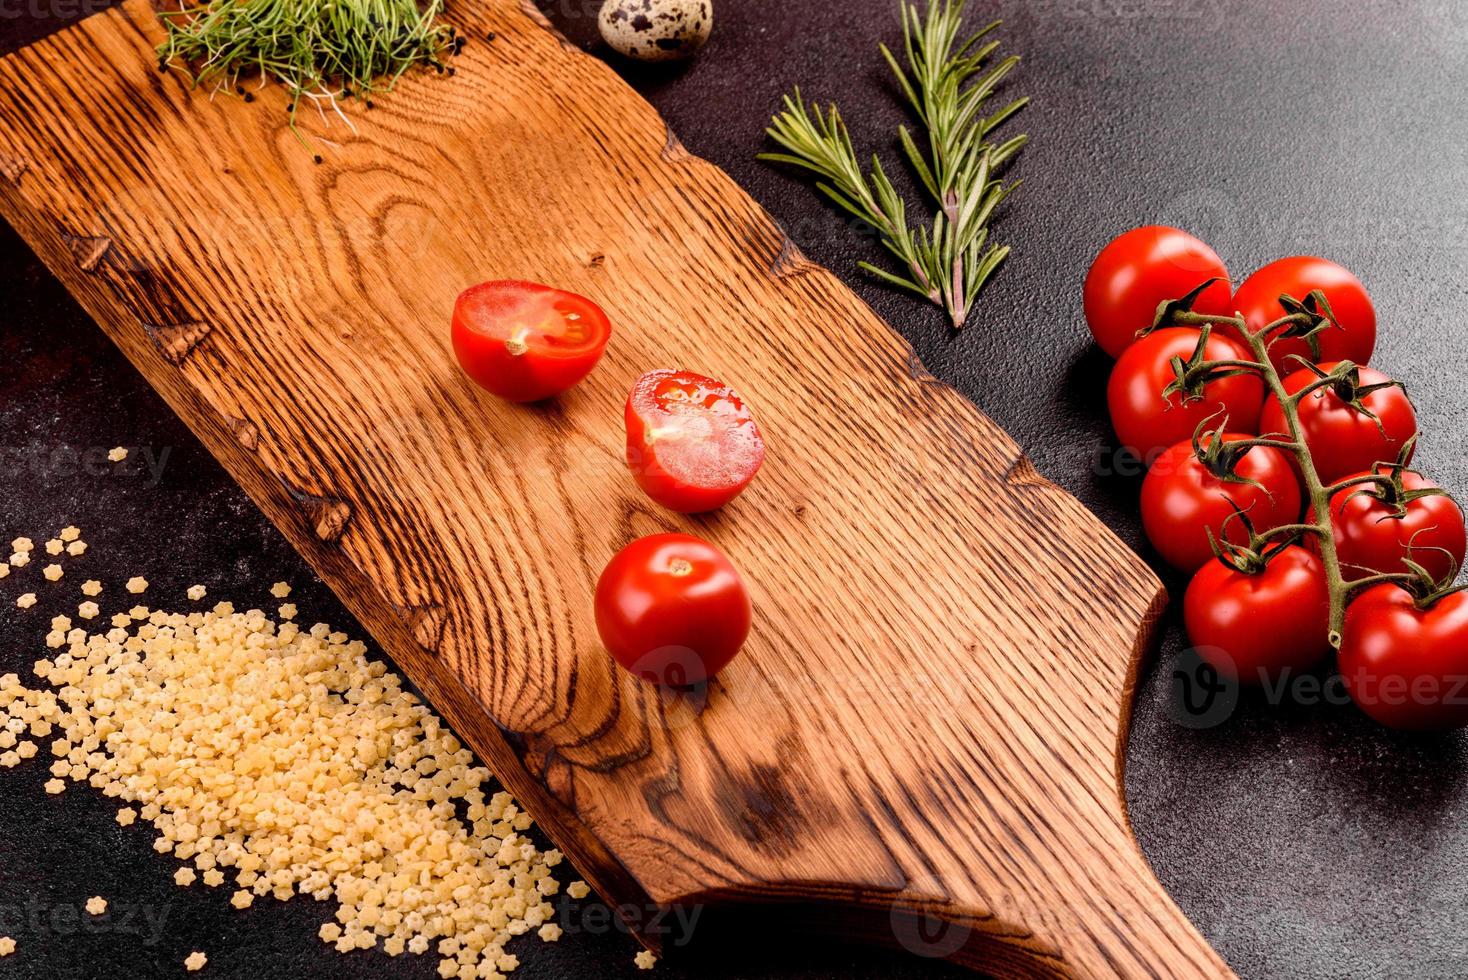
[594,533,752,687]
[1183,546,1331,684]
[625,370,765,513]
[1083,226,1233,358]
[1107,328,1264,462]
[1259,362,1417,484]
[1327,467,1466,583]
[452,280,612,402]
[1140,434,1302,572]
[1229,256,1376,373]
[1340,586,1468,730]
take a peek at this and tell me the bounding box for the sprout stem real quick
[156,0,455,155]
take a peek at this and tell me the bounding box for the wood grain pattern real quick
[0,4,1230,976]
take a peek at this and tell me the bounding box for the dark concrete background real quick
[4,0,1468,977]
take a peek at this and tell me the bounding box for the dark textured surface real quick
[3,0,1468,977]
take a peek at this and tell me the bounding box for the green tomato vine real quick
[1161,287,1462,647]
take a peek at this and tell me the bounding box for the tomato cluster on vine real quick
[1085,227,1468,730]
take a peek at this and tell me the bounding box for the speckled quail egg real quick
[598,0,713,63]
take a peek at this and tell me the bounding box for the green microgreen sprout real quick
[155,0,459,155]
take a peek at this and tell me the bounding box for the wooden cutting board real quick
[0,2,1230,976]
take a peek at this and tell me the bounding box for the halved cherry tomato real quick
[452,280,612,402]
[1141,433,1302,572]
[1326,467,1466,583]
[1107,328,1264,463]
[1259,362,1417,484]
[1340,585,1468,730]
[1228,256,1376,373]
[595,533,752,687]
[1183,545,1331,684]
[1083,226,1233,358]
[625,370,765,513]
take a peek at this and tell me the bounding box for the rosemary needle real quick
[761,0,1028,329]
[156,0,455,153]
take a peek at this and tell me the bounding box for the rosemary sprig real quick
[760,0,1028,329]
[156,0,458,155]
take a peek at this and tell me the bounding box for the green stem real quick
[1175,310,1352,648]
[1326,474,1393,496]
[1346,571,1418,592]
[1256,522,1327,541]
[1205,358,1269,372]
[1228,436,1303,453]
[1287,375,1345,405]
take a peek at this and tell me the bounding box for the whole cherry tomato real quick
[595,533,752,687]
[625,369,765,513]
[1229,256,1376,373]
[1339,585,1468,730]
[1141,433,1302,572]
[1083,226,1233,358]
[452,280,612,402]
[1183,545,1331,684]
[1107,328,1264,463]
[1327,467,1466,583]
[1259,362,1417,484]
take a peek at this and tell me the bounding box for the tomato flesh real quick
[1326,467,1466,583]
[1259,362,1417,484]
[1340,586,1468,730]
[1183,545,1331,684]
[1107,328,1264,463]
[595,533,752,687]
[1083,226,1233,358]
[625,369,765,513]
[452,280,612,402]
[1229,256,1376,373]
[1141,434,1303,572]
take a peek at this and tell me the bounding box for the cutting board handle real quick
[881,841,1229,977]
[672,827,1231,978]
